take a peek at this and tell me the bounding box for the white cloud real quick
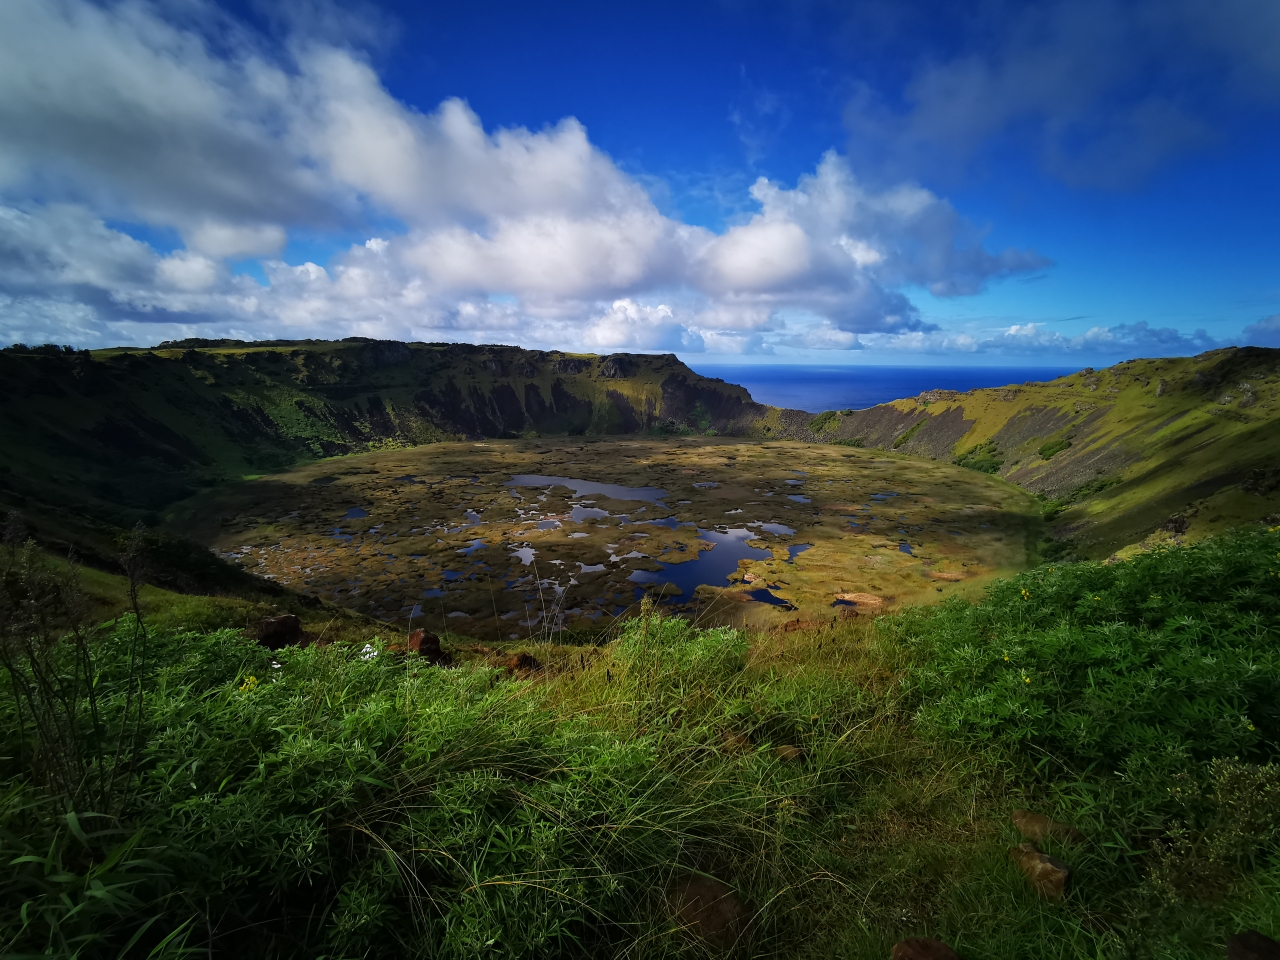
[1242,314,1280,348]
[156,252,219,291]
[582,299,704,351]
[0,0,1051,355]
[698,220,811,292]
[868,319,1225,357]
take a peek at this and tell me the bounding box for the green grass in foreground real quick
[2,530,1279,958]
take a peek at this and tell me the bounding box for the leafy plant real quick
[1038,436,1072,459]
[807,410,839,434]
[954,440,1004,473]
[892,418,926,448]
[889,527,1280,813]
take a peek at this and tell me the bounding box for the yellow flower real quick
[238,675,259,693]
[1248,723,1256,731]
[1020,588,1031,600]
[1003,655,1010,662]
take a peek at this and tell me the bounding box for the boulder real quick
[1008,842,1070,899]
[1012,809,1087,846]
[255,614,307,649]
[504,651,542,676]
[668,872,748,949]
[1228,930,1280,960]
[891,938,960,960]
[407,628,452,666]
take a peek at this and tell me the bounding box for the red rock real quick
[1012,809,1086,845]
[407,628,451,666]
[723,731,752,753]
[1008,842,1070,899]
[668,873,748,949]
[504,652,541,675]
[891,938,960,960]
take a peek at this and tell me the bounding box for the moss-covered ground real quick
[168,437,1041,640]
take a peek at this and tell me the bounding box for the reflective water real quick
[750,521,796,536]
[629,528,770,602]
[507,475,667,502]
[744,588,795,608]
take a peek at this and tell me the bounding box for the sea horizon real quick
[685,363,1085,414]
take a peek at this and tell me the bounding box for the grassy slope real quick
[0,340,762,556]
[4,531,1278,959]
[803,347,1280,557]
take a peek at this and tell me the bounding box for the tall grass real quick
[2,529,1278,958]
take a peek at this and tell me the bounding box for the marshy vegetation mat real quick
[169,436,1041,639]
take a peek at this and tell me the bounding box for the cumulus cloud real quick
[0,0,1048,354]
[582,300,705,351]
[869,319,1225,357]
[1242,314,1280,348]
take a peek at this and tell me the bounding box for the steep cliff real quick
[0,339,765,538]
[790,347,1280,556]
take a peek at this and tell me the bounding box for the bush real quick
[888,528,1280,810]
[892,418,926,448]
[954,440,1003,474]
[807,410,839,434]
[1038,436,1072,459]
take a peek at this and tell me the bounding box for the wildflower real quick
[1023,676,1031,683]
[1003,655,1010,662]
[1020,588,1031,600]
[1248,722,1256,731]
[239,675,259,693]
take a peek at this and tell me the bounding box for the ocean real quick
[685,364,1083,413]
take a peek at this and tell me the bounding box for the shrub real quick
[807,410,839,434]
[888,528,1280,809]
[954,440,1003,474]
[892,418,926,448]
[1038,436,1072,459]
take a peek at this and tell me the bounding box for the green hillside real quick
[0,339,763,555]
[793,347,1280,558]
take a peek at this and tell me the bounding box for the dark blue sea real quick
[686,364,1082,413]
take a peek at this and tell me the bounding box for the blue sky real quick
[1,0,1278,364]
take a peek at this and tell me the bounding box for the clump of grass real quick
[1037,436,1072,459]
[807,411,840,434]
[892,419,926,449]
[954,440,1004,474]
[3,531,1279,958]
[1040,475,1122,521]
